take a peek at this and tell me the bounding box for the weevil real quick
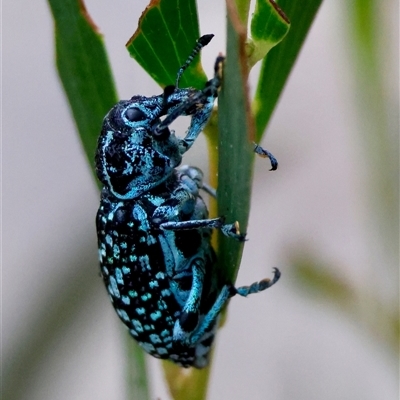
[95,34,280,368]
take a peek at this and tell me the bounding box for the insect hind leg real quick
[231,268,281,297]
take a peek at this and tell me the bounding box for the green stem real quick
[126,336,150,400]
[163,359,213,400]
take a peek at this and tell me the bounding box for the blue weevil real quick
[95,35,280,368]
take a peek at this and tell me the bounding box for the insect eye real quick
[152,126,171,141]
[124,107,147,122]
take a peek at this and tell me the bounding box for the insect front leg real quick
[155,55,223,155]
[177,56,224,154]
[178,100,215,154]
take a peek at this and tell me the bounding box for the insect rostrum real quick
[95,35,280,368]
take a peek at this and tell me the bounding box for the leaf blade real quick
[126,0,207,89]
[48,0,118,179]
[253,0,323,141]
[247,0,291,68]
[217,1,255,283]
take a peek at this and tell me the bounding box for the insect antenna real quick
[175,34,214,88]
[155,53,223,135]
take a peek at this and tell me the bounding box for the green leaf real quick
[253,0,323,141]
[346,0,398,265]
[291,255,355,305]
[47,0,118,180]
[290,252,399,353]
[247,0,291,68]
[217,1,255,283]
[126,0,207,89]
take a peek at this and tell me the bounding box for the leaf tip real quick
[78,0,101,34]
[126,0,161,47]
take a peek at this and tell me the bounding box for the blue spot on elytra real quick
[115,268,124,284]
[136,307,146,315]
[157,300,167,310]
[110,276,120,298]
[160,329,169,337]
[144,324,154,331]
[139,342,155,353]
[107,256,114,264]
[155,271,165,280]
[117,309,129,321]
[149,334,162,344]
[132,320,144,333]
[150,311,162,321]
[141,293,152,301]
[149,280,159,289]
[113,244,120,258]
[122,266,130,274]
[163,335,172,343]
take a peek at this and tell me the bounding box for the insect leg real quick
[232,268,281,297]
[159,218,246,241]
[155,56,225,154]
[188,268,281,345]
[178,55,225,153]
[253,143,278,171]
[187,284,232,345]
[173,259,205,343]
[201,183,217,198]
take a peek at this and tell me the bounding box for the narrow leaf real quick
[47,0,118,178]
[347,0,399,264]
[253,0,323,141]
[291,255,354,305]
[291,253,399,353]
[247,0,290,68]
[217,1,255,283]
[126,0,207,89]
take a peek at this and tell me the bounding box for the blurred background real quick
[3,1,398,399]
